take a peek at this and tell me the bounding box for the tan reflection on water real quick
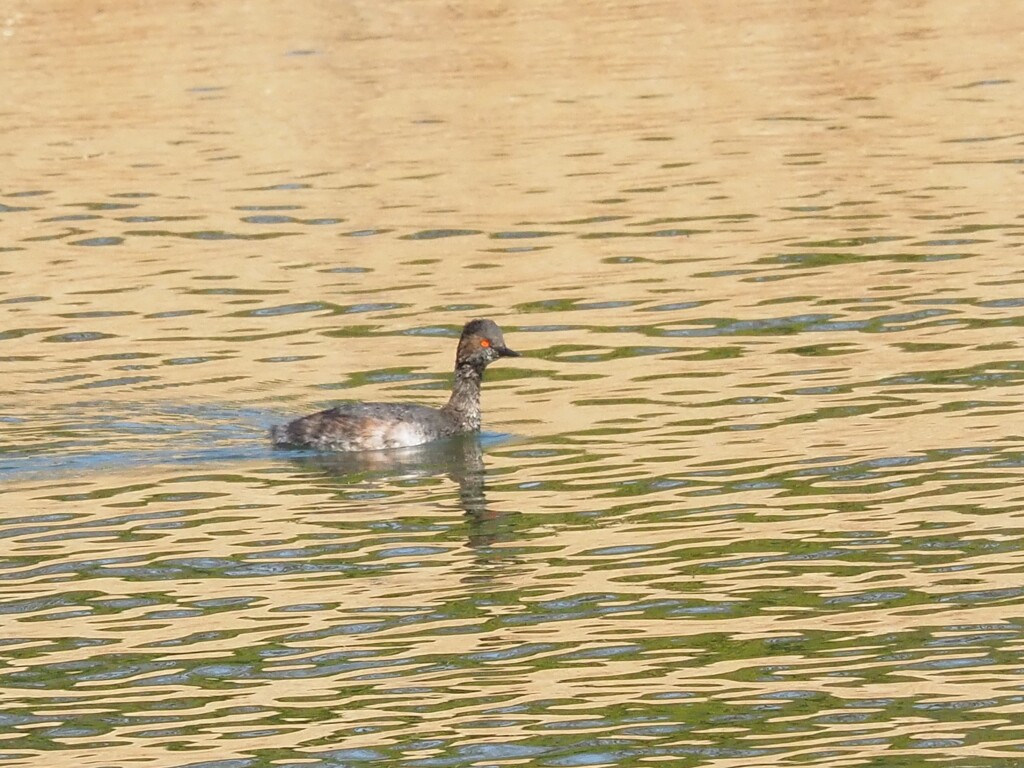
[4,464,1024,766]
[2,0,1024,766]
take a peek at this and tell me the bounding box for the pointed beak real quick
[497,345,521,358]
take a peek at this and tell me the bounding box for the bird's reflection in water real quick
[278,434,516,547]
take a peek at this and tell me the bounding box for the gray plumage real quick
[270,319,519,452]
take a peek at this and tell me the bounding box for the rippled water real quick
[2,2,1024,766]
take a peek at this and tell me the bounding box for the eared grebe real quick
[270,319,520,452]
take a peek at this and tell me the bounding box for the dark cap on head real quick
[458,318,520,362]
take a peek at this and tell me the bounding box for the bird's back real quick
[270,401,453,452]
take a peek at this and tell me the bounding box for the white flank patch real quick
[386,422,430,449]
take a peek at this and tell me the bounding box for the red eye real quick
[480,339,491,348]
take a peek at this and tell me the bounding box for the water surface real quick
[2,1,1023,766]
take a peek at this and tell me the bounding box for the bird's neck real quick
[441,363,484,431]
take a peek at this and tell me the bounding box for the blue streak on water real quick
[0,404,276,482]
[0,399,516,484]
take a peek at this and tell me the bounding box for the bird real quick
[270,318,520,452]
